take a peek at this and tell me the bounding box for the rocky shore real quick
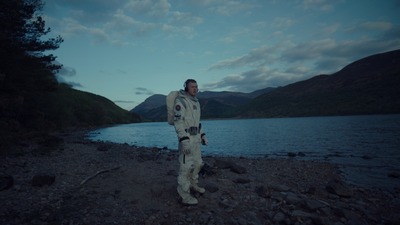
[1,130,399,225]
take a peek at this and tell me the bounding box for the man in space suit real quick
[173,79,208,205]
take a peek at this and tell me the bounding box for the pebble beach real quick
[1,130,399,225]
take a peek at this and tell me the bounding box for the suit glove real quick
[181,139,191,154]
[201,134,208,146]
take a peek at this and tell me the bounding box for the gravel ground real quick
[1,130,399,225]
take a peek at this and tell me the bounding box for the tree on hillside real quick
[0,0,63,93]
[0,0,63,132]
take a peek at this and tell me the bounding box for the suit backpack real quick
[166,91,186,125]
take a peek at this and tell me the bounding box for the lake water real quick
[86,114,400,191]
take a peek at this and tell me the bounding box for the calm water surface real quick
[87,114,400,190]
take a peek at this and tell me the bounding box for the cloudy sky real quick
[42,0,400,110]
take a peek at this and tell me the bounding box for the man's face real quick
[187,82,198,97]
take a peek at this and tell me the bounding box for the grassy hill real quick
[39,84,141,129]
[1,83,141,151]
[239,49,400,118]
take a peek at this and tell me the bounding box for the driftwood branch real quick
[80,166,120,185]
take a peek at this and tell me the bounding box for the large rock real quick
[0,175,13,191]
[31,174,55,187]
[199,163,216,176]
[214,159,247,174]
[255,185,271,198]
[326,178,353,198]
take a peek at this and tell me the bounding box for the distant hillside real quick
[131,88,274,121]
[42,84,141,128]
[239,49,400,117]
[131,94,166,120]
[1,84,141,133]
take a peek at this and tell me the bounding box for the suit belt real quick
[185,126,199,135]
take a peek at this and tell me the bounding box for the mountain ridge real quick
[131,88,274,121]
[132,49,400,121]
[239,49,400,118]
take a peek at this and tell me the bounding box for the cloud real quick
[203,65,308,92]
[57,66,77,77]
[205,22,400,92]
[45,0,204,45]
[271,17,295,29]
[383,25,400,39]
[169,11,203,26]
[161,24,197,39]
[212,25,400,73]
[281,39,337,62]
[320,23,340,36]
[359,21,393,31]
[114,100,135,104]
[45,0,127,28]
[55,75,84,88]
[219,36,235,44]
[212,1,257,16]
[109,11,158,37]
[47,0,126,15]
[300,0,337,11]
[346,21,394,34]
[208,45,276,70]
[189,0,257,16]
[58,18,111,43]
[66,81,84,88]
[55,64,84,88]
[124,0,171,17]
[134,87,154,95]
[281,31,400,72]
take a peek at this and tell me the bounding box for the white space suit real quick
[174,89,206,205]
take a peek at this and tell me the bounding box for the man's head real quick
[184,79,198,97]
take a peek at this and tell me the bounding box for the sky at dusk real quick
[42,0,400,110]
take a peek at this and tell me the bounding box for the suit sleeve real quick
[198,102,205,135]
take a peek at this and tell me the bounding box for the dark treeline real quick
[1,0,140,152]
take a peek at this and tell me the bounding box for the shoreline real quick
[1,130,399,224]
[86,125,400,193]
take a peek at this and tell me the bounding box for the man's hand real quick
[201,135,208,146]
[181,139,191,154]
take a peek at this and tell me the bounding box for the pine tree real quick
[0,0,63,132]
[0,0,63,93]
